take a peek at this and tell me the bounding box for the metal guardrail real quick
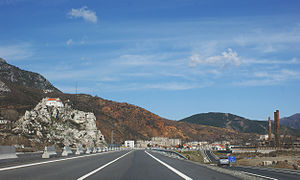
[151,148,187,160]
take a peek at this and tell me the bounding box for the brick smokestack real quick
[274,110,280,148]
[268,116,272,144]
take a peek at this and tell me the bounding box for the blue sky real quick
[1,0,300,120]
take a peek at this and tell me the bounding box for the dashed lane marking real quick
[77,151,132,180]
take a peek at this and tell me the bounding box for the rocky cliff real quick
[13,98,106,148]
[0,79,11,94]
[0,58,59,92]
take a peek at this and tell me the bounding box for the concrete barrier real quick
[85,147,92,154]
[0,146,18,160]
[97,147,101,153]
[62,146,73,156]
[92,147,97,153]
[75,147,84,155]
[42,146,57,158]
[232,149,256,153]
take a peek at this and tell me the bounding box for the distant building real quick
[169,139,182,146]
[259,134,275,141]
[125,140,135,148]
[211,144,226,150]
[136,140,151,148]
[151,137,169,146]
[150,137,182,147]
[45,98,64,107]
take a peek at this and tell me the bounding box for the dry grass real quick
[231,150,300,170]
[176,151,204,163]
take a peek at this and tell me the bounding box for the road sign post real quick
[228,156,236,163]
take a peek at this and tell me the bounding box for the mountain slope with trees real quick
[180,112,299,136]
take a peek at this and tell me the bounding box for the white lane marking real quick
[241,171,278,180]
[239,165,300,176]
[0,150,121,172]
[77,151,132,180]
[145,151,192,180]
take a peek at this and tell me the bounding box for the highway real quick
[204,150,300,180]
[227,165,300,180]
[204,150,218,163]
[0,150,237,180]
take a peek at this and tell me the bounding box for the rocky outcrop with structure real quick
[13,98,106,148]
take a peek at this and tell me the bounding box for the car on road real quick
[218,156,231,167]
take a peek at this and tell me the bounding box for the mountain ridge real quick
[0,58,60,93]
[280,113,300,129]
[180,112,299,136]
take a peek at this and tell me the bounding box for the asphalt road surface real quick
[227,165,300,180]
[0,150,237,180]
[204,150,218,162]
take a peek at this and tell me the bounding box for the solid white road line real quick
[77,151,132,180]
[241,171,278,180]
[0,150,122,172]
[238,165,300,176]
[145,151,192,180]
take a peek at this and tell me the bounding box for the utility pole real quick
[75,81,78,95]
[111,123,114,145]
[74,81,78,108]
[268,116,272,146]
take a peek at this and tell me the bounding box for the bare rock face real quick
[0,58,59,92]
[0,80,11,94]
[0,58,6,64]
[13,98,106,148]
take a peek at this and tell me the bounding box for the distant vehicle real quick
[218,156,231,167]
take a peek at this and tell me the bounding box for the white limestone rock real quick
[13,98,106,147]
[0,80,11,94]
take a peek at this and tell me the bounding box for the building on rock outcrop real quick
[13,98,106,148]
[45,98,64,107]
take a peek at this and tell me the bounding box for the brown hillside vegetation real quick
[59,94,257,144]
[1,89,256,144]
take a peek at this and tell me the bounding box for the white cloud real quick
[254,69,300,81]
[67,6,97,24]
[189,48,241,67]
[260,45,276,53]
[96,81,212,92]
[234,69,300,86]
[0,43,33,61]
[233,79,277,86]
[115,54,167,66]
[143,82,210,90]
[66,38,73,45]
[243,57,299,65]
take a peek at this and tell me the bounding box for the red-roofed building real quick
[211,144,226,150]
[45,98,64,107]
